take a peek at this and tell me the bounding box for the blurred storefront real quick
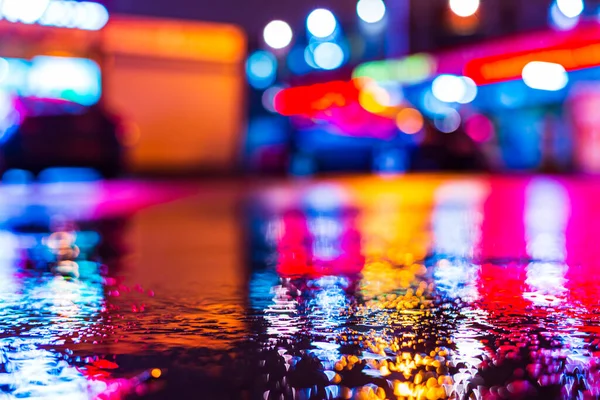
[266,22,600,173]
[0,6,246,175]
[102,16,246,174]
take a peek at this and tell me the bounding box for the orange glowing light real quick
[103,16,246,64]
[465,41,600,85]
[151,368,162,379]
[447,10,480,35]
[358,82,390,114]
[396,108,424,134]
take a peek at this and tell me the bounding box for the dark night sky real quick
[109,0,356,38]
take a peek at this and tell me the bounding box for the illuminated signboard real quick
[352,53,437,84]
[465,39,600,85]
[103,16,246,64]
[0,0,109,31]
[0,56,101,105]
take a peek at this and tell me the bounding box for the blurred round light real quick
[434,109,461,133]
[449,0,480,17]
[262,86,283,113]
[359,82,390,114]
[307,8,337,38]
[357,0,386,23]
[77,2,109,30]
[465,114,494,143]
[247,51,277,79]
[38,1,66,26]
[2,0,50,24]
[550,1,579,30]
[556,0,584,18]
[458,76,478,104]
[246,50,277,89]
[303,46,318,69]
[396,108,424,134]
[313,42,344,70]
[432,74,466,103]
[263,20,293,49]
[522,61,568,91]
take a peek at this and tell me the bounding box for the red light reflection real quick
[276,208,364,278]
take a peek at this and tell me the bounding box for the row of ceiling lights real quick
[262,0,587,51]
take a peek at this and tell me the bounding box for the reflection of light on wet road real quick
[431,180,488,400]
[524,178,570,306]
[0,229,107,399]
[5,177,600,398]
[248,176,600,400]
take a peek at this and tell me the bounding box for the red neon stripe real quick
[464,31,600,85]
[273,80,361,117]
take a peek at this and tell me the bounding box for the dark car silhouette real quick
[0,98,125,178]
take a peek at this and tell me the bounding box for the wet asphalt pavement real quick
[2,175,600,400]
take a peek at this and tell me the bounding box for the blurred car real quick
[289,124,409,174]
[0,97,125,178]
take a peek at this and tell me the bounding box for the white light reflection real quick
[523,179,595,390]
[264,283,301,337]
[309,216,343,261]
[302,183,350,212]
[524,178,569,306]
[432,180,488,261]
[0,230,107,398]
[308,277,349,370]
[432,181,490,399]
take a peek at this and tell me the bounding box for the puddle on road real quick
[1,177,600,399]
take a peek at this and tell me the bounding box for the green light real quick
[352,53,437,84]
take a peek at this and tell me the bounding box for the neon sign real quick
[0,0,109,31]
[352,53,436,84]
[0,56,101,105]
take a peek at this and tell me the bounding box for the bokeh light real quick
[246,50,277,89]
[261,86,284,112]
[431,75,477,104]
[356,0,386,24]
[2,0,50,24]
[150,369,162,379]
[458,76,478,104]
[313,42,345,70]
[303,45,318,69]
[263,20,293,49]
[359,82,390,114]
[556,0,584,18]
[0,0,109,30]
[449,0,480,17]
[434,109,461,133]
[549,1,579,30]
[396,108,424,134]
[522,61,569,91]
[465,114,495,142]
[306,8,337,38]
